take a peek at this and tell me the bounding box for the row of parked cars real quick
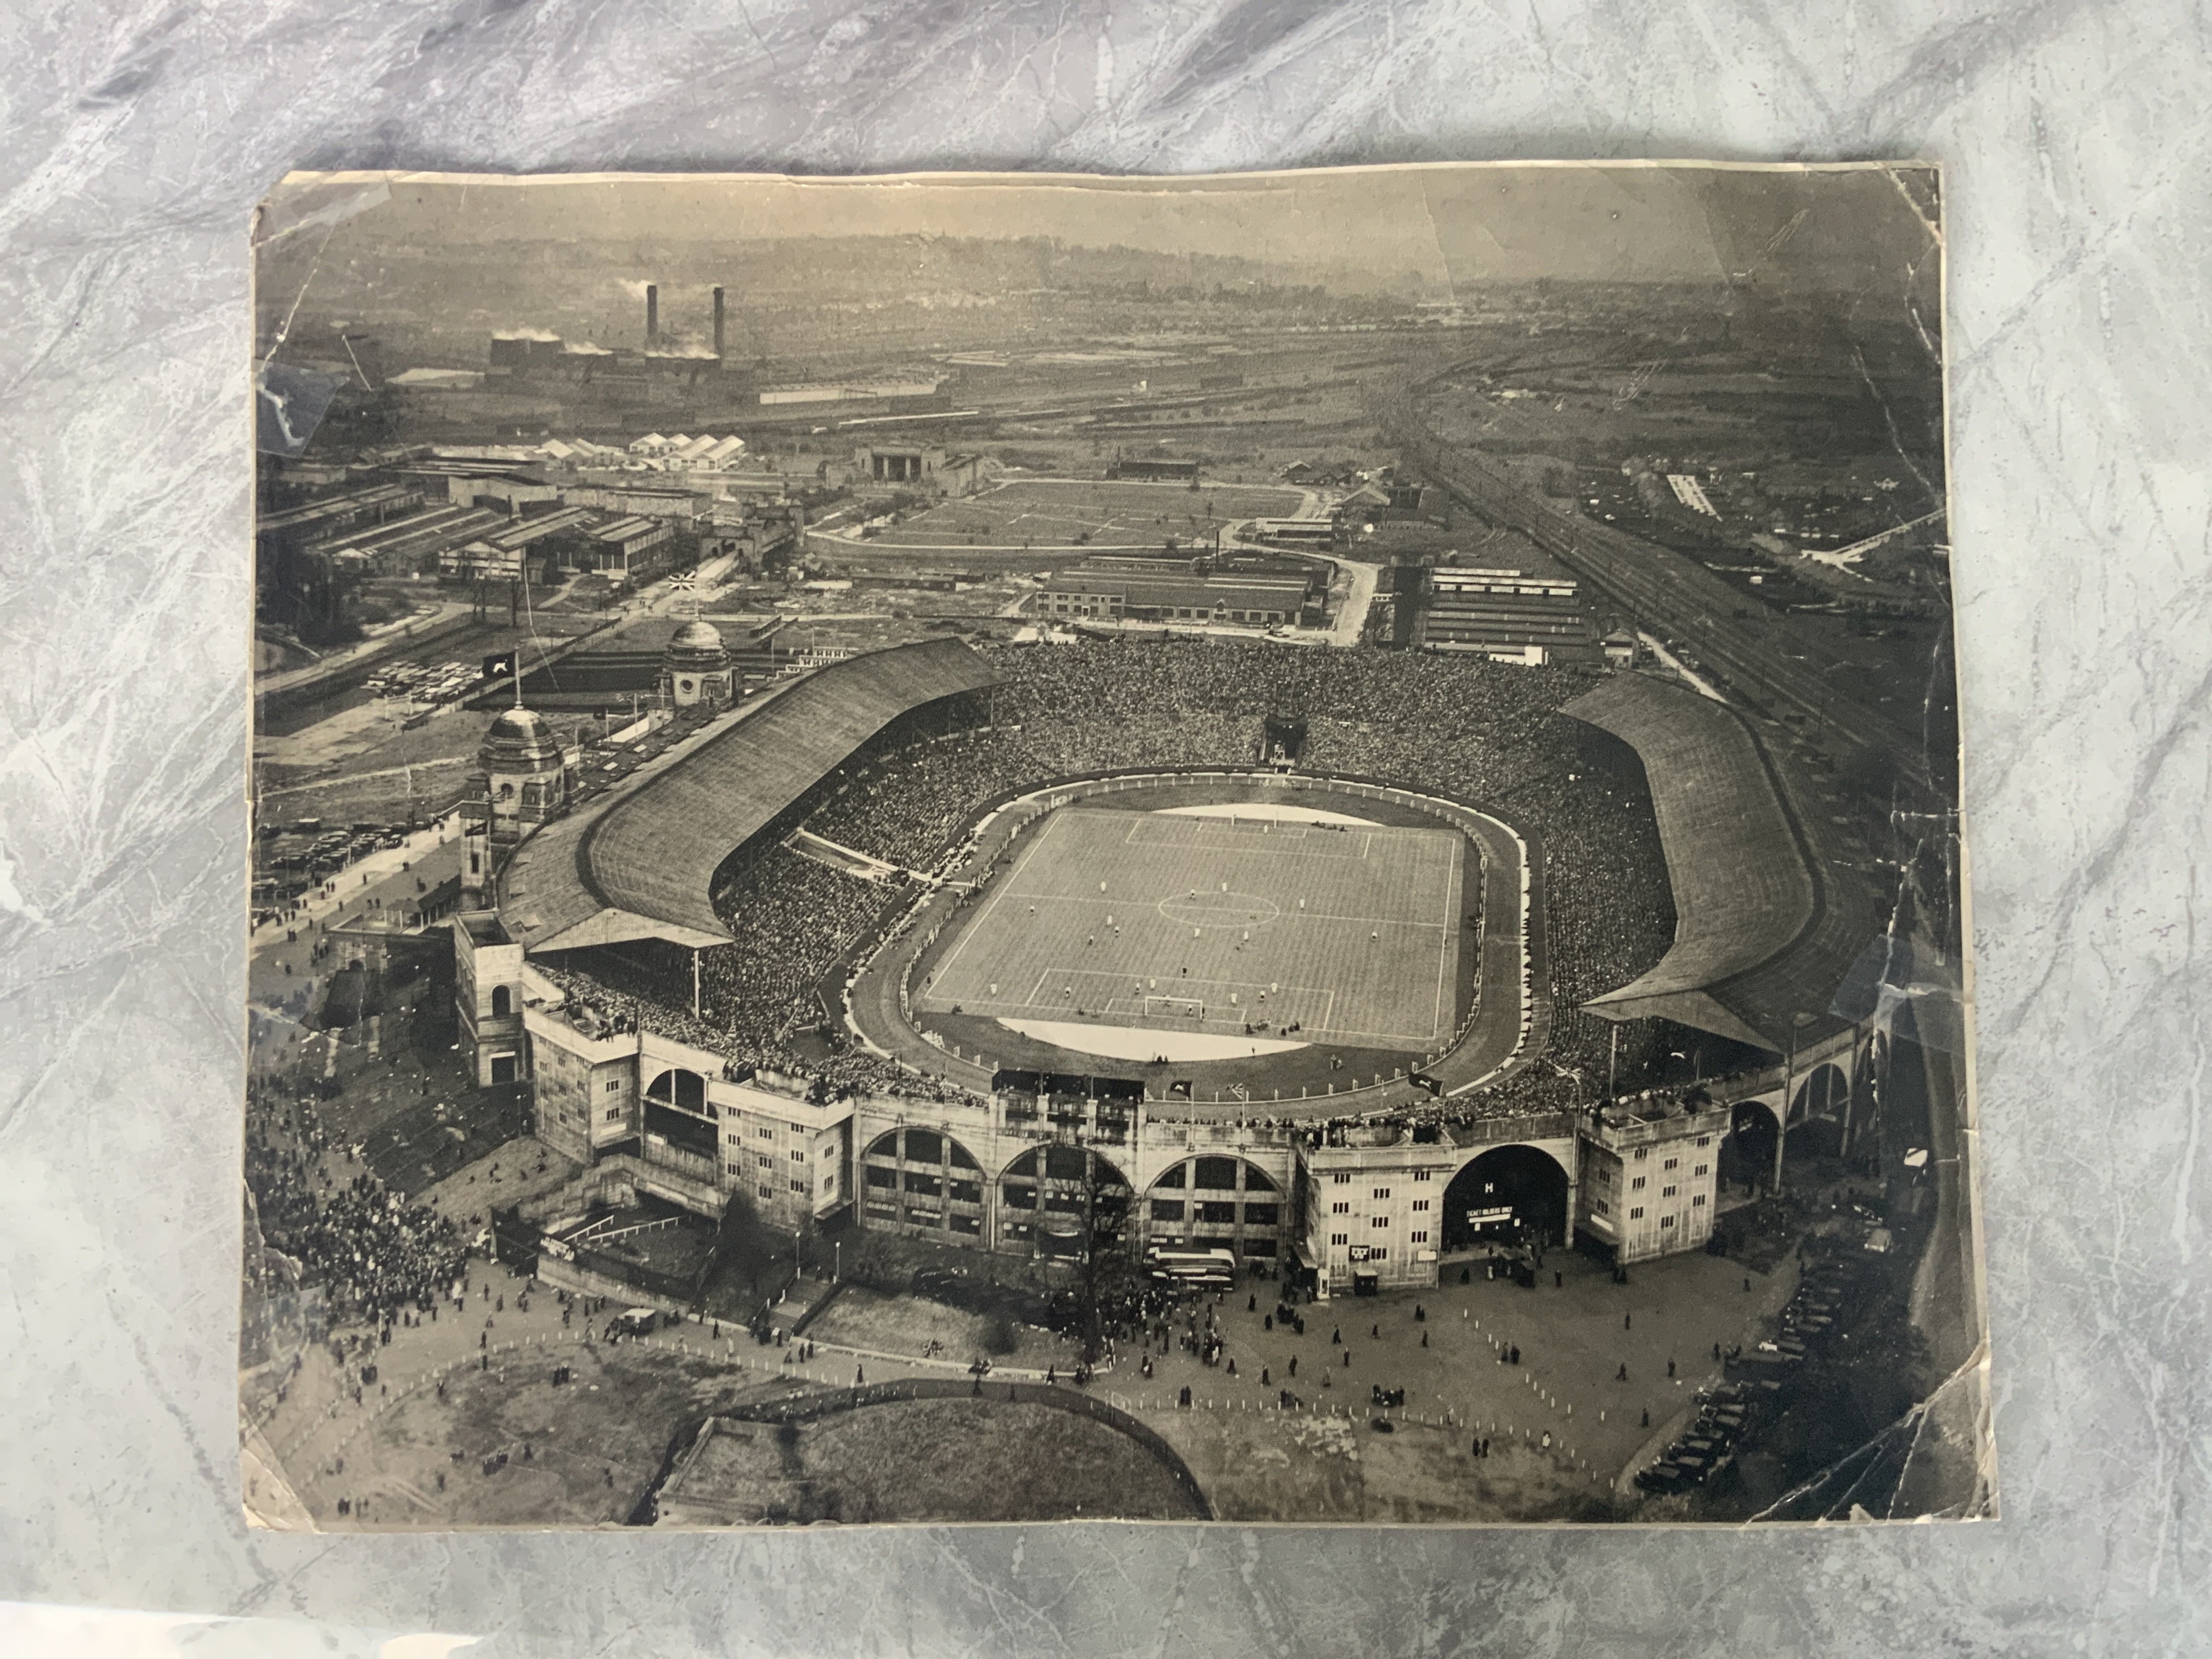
[252,819,415,913]
[364,658,481,706]
[1635,1249,1872,1498]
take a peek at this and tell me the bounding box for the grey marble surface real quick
[0,2,2204,1655]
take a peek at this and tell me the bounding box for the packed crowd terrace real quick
[538,637,1680,1119]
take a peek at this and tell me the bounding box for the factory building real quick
[1030,571,1309,628]
[1411,566,1601,667]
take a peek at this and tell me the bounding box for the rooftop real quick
[496,639,997,953]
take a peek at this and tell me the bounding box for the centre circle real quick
[1156,891,1283,929]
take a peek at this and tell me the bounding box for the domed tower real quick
[662,618,733,710]
[478,706,572,844]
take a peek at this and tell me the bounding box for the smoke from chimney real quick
[645,284,659,346]
[712,286,725,360]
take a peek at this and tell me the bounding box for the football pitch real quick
[915,807,1467,1049]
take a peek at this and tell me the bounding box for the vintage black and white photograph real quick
[241,163,1987,1530]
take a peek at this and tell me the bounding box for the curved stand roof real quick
[1565,673,1880,1054]
[498,637,996,954]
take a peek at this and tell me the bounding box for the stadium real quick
[456,628,1886,1295]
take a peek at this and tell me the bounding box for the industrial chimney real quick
[712,286,725,362]
[645,284,659,347]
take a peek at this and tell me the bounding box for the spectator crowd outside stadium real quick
[532,636,1683,1120]
[244,1085,473,1328]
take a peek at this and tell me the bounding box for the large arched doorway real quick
[1442,1146,1570,1252]
[859,1127,986,1240]
[642,1066,714,1159]
[1791,1063,1850,1126]
[999,1144,1132,1261]
[1720,1100,1780,1192]
[1143,1155,1283,1260]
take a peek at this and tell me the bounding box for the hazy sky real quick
[261,163,1940,302]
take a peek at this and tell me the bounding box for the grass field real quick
[866,477,1306,549]
[915,806,1466,1050]
[666,1398,1206,1523]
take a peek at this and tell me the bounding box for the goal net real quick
[1143,995,1206,1020]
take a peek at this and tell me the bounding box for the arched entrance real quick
[1720,1099,1780,1190]
[642,1066,713,1159]
[859,1127,986,1240]
[1791,1063,1850,1126]
[999,1145,1132,1261]
[1442,1145,1570,1252]
[1144,1155,1283,1260]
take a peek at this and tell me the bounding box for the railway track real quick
[1376,376,1943,799]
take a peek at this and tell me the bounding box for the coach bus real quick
[1145,1246,1237,1288]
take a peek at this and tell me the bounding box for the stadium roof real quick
[496,639,996,955]
[1564,673,1883,1054]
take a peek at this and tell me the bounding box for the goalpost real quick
[1143,995,1206,1020]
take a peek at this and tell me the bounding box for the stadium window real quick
[1369,1246,1388,1261]
[1370,1215,1389,1229]
[757,1154,773,1170]
[757,1126,774,1140]
[1663,1157,1678,1171]
[1372,1186,1391,1200]
[1662,1184,1678,1198]
[1692,1194,1706,1207]
[604,1108,623,1122]
[726,1163,740,1176]
[1330,1233,1349,1248]
[1414,1169,1432,1182]
[1593,1199,1610,1216]
[1634,1148,1649,1161]
[757,1185,772,1199]
[1661,1216,1676,1229]
[790,1149,804,1161]
[1631,1176,1646,1191]
[1410,1230,1428,1245]
[1696,1135,1712,1148]
[605,1079,621,1094]
[822,1174,837,1192]
[1330,1201,1349,1215]
[1331,1172,1352,1186]
[789,1180,805,1194]
[1630,1206,1644,1220]
[1695,1163,1710,1177]
[1411,1198,1431,1212]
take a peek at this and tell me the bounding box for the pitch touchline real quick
[992,890,1449,929]
[929,810,1067,984]
[946,998,1432,1046]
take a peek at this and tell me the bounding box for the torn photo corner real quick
[241,161,1987,1530]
